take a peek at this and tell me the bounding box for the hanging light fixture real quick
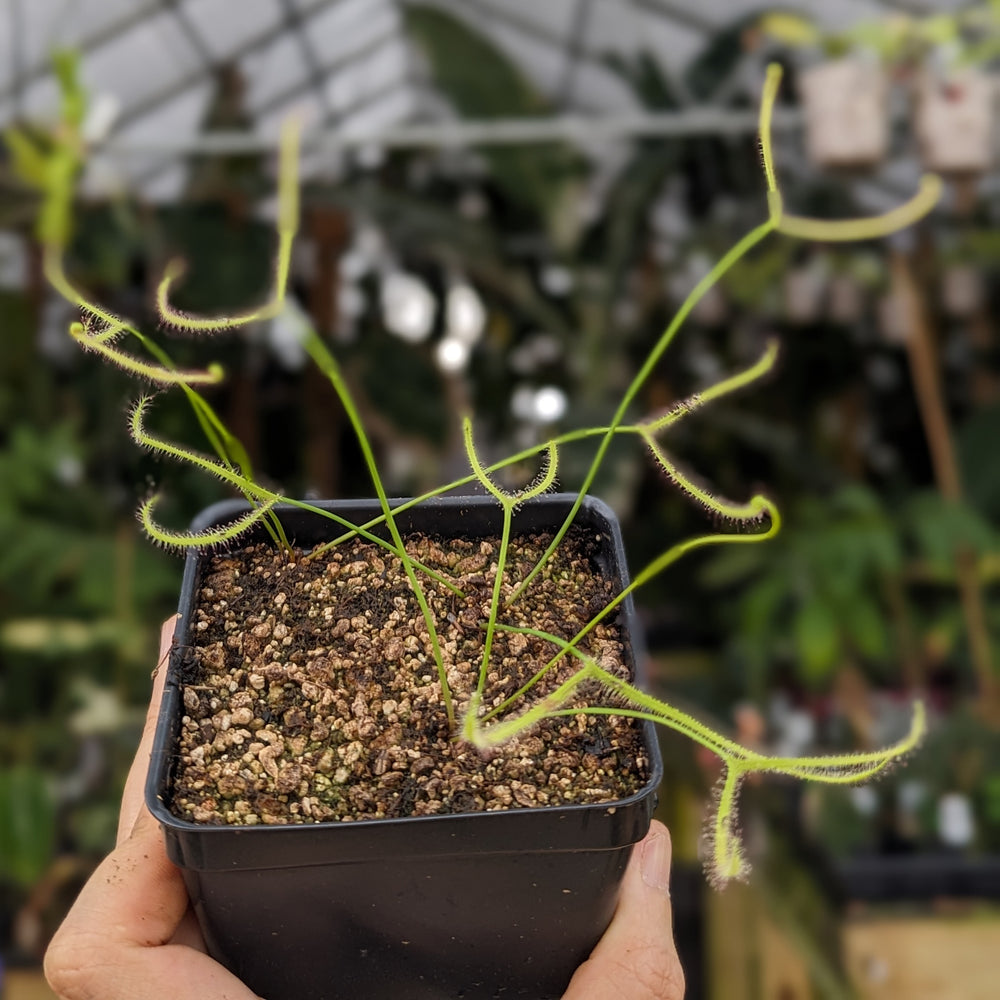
[267,297,310,371]
[381,271,436,343]
[435,337,470,373]
[445,282,486,345]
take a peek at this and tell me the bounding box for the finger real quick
[118,616,177,844]
[46,809,261,1000]
[563,820,685,999]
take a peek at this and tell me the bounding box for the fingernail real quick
[640,831,672,895]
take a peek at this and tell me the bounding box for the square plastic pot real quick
[798,58,889,169]
[146,493,663,1000]
[833,854,1000,903]
[916,69,995,175]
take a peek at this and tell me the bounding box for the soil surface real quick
[170,528,650,825]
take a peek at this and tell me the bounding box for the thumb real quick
[563,820,685,999]
[46,809,262,1000]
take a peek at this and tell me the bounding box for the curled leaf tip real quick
[779,174,942,242]
[138,493,279,552]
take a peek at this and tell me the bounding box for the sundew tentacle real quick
[44,247,134,344]
[156,117,300,333]
[464,625,924,885]
[641,437,771,523]
[74,324,225,386]
[463,417,560,698]
[129,396,270,496]
[463,416,559,505]
[639,340,780,435]
[138,494,279,552]
[708,767,749,886]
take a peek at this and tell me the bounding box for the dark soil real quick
[170,528,649,825]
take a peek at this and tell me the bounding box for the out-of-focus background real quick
[3,0,1000,997]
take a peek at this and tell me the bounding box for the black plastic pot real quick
[833,854,1000,902]
[146,493,663,1000]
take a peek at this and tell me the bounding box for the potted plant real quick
[762,5,1000,174]
[915,67,995,175]
[797,56,890,170]
[759,12,900,169]
[36,65,937,1000]
[912,5,1000,175]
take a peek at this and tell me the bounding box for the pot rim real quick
[145,493,664,869]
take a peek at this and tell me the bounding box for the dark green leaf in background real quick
[0,765,56,887]
[794,597,840,684]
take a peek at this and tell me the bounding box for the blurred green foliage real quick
[701,485,1000,692]
[0,766,55,888]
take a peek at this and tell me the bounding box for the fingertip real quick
[159,614,179,662]
[150,615,178,712]
[638,820,673,896]
[564,821,685,999]
[117,622,176,845]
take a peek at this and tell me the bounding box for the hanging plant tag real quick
[916,69,995,174]
[798,59,890,168]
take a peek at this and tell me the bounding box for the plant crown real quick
[32,62,936,886]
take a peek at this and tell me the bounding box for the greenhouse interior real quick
[3,0,1000,998]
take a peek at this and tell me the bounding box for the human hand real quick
[44,617,262,1000]
[563,820,685,999]
[45,619,683,1000]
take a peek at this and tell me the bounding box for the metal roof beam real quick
[101,0,345,136]
[102,103,799,156]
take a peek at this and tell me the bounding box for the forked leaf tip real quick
[704,767,752,887]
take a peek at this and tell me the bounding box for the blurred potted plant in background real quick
[759,11,899,169]
[761,2,1000,174]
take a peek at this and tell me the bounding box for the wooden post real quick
[890,250,996,711]
[303,206,349,497]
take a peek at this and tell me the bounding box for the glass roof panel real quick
[19,74,62,122]
[569,61,642,114]
[584,3,702,73]
[180,0,285,61]
[338,82,415,137]
[83,11,203,115]
[304,0,401,66]
[0,0,954,201]
[0,0,146,90]
[111,79,213,144]
[290,0,334,13]
[243,33,314,113]
[478,19,578,100]
[255,90,328,141]
[472,0,583,39]
[327,35,411,117]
